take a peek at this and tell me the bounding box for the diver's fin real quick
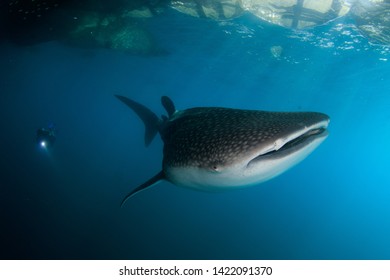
[120,171,165,207]
[161,96,176,117]
[115,95,159,147]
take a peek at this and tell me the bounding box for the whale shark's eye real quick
[207,160,225,172]
[210,164,221,172]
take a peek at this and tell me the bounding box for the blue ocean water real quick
[1,9,390,260]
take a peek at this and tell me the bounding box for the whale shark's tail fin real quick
[115,95,159,147]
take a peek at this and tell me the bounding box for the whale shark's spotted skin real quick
[162,107,327,169]
[115,95,330,206]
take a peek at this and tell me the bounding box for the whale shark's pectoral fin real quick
[120,171,165,207]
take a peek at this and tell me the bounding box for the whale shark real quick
[116,95,329,207]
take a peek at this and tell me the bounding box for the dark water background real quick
[1,11,390,259]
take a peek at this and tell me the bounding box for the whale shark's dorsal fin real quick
[115,95,159,147]
[161,96,176,117]
[120,171,165,207]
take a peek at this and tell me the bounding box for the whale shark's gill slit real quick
[250,127,326,162]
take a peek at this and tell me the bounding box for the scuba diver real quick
[36,123,56,148]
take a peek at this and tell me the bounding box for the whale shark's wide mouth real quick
[272,127,327,153]
[248,123,329,164]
